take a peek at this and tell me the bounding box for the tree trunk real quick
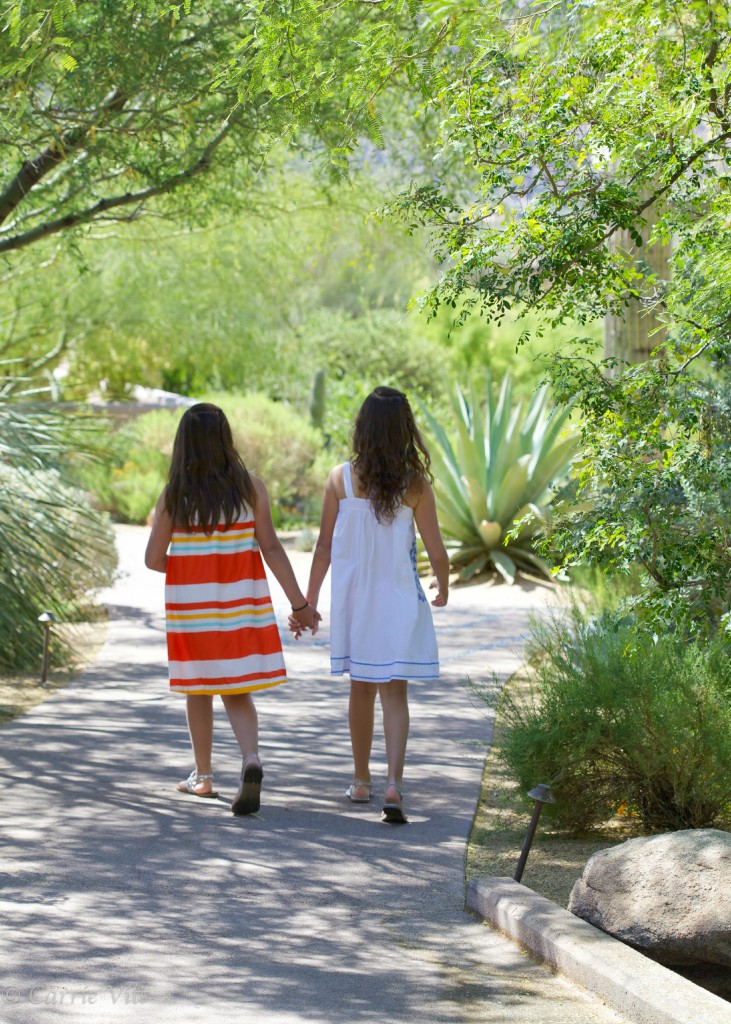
[604,200,672,364]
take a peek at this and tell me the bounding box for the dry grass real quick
[0,618,108,727]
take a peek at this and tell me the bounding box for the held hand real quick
[288,614,304,639]
[291,603,321,635]
[429,579,448,607]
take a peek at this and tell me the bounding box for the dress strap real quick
[342,462,354,499]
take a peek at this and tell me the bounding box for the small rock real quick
[568,829,731,967]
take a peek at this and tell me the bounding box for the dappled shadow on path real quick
[0,543,612,1024]
[1,673,616,1024]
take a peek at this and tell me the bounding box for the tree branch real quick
[0,114,240,255]
[636,129,731,216]
[669,337,715,377]
[537,153,560,197]
[701,31,731,129]
[527,129,731,292]
[0,89,128,229]
[0,327,72,400]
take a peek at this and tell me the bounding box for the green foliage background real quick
[6,0,731,679]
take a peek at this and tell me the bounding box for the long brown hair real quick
[165,403,256,533]
[351,386,432,523]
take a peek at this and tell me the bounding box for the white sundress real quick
[329,463,440,683]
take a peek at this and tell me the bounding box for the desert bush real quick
[84,395,323,525]
[568,563,644,617]
[215,392,323,521]
[70,411,173,521]
[492,609,731,832]
[0,402,116,672]
[295,308,450,452]
[423,301,603,400]
[111,463,169,524]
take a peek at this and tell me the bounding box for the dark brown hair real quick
[165,403,256,534]
[351,386,432,523]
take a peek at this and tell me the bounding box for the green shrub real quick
[82,395,324,525]
[0,467,117,671]
[294,308,450,452]
[121,409,179,458]
[110,464,168,524]
[568,563,644,617]
[422,301,603,400]
[70,411,173,522]
[493,609,731,832]
[213,392,323,513]
[0,400,117,672]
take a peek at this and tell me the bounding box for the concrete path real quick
[0,526,626,1024]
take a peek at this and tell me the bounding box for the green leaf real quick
[489,549,516,584]
[459,553,489,581]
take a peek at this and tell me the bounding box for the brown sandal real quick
[382,781,407,824]
[231,756,263,815]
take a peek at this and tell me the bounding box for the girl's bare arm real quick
[306,470,340,622]
[145,492,173,573]
[413,482,449,606]
[252,477,318,631]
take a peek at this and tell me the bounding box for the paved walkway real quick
[0,527,625,1024]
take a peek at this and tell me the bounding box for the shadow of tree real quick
[0,539,612,1022]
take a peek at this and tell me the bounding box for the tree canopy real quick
[390,1,731,340]
[1,1,278,255]
[0,1,450,258]
[392,0,731,632]
[5,0,731,634]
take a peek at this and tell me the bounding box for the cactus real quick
[309,369,326,432]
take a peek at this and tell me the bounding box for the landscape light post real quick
[514,783,555,883]
[38,611,56,685]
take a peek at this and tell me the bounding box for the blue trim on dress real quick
[330,669,440,681]
[331,657,439,667]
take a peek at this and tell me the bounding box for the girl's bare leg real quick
[349,678,377,798]
[221,692,259,762]
[180,694,215,794]
[379,679,409,805]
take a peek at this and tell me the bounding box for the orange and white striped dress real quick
[164,511,287,695]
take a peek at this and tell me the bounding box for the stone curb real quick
[466,877,731,1024]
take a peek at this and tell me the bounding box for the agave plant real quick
[421,375,579,583]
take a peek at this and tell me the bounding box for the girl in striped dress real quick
[145,403,317,814]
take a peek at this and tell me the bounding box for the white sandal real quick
[176,770,219,798]
[345,779,373,803]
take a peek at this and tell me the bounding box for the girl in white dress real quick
[301,386,449,823]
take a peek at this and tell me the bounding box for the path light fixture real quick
[38,611,56,685]
[514,783,555,883]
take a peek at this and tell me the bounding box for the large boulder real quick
[568,829,731,967]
